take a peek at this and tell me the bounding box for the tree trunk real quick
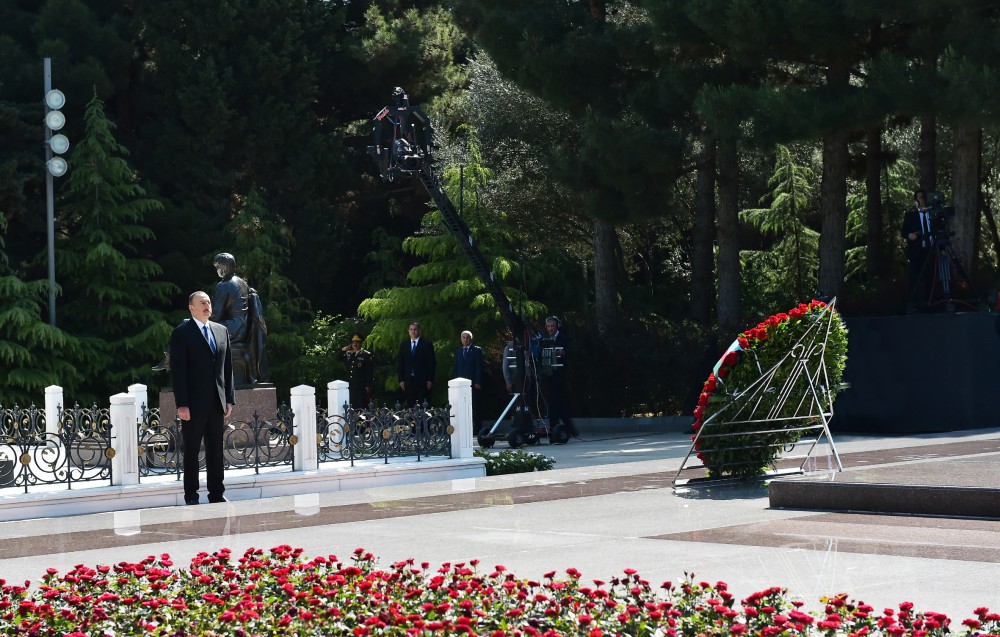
[690,135,716,324]
[865,126,885,280]
[817,60,850,299]
[818,128,849,299]
[716,137,740,334]
[919,116,937,191]
[593,219,620,335]
[951,122,980,271]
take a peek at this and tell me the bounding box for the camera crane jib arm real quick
[367,88,528,341]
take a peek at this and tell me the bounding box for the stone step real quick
[769,453,1000,517]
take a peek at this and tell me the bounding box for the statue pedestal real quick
[158,385,278,423]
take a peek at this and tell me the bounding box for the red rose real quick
[723,350,739,366]
[738,337,749,349]
[693,406,704,419]
[798,303,808,312]
[789,308,803,319]
[692,420,701,432]
[755,328,768,341]
[718,366,729,378]
[810,299,826,308]
[767,315,781,327]
[698,393,710,407]
[704,375,717,392]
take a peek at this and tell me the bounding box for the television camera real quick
[923,190,955,245]
[367,87,432,181]
[914,190,982,312]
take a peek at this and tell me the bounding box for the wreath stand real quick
[673,300,845,488]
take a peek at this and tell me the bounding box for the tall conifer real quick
[56,92,176,401]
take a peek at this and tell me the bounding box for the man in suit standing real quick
[452,330,484,433]
[902,189,934,311]
[540,316,579,440]
[397,322,436,406]
[169,291,235,505]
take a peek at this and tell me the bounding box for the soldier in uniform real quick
[342,333,374,408]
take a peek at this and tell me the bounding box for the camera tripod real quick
[915,238,981,312]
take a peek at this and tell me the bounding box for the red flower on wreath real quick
[704,374,717,392]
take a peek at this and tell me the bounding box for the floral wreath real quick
[691,300,848,479]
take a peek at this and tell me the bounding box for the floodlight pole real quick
[44,57,56,326]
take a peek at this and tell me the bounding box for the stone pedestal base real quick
[158,385,278,423]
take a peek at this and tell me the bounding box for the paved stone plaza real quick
[1,426,998,621]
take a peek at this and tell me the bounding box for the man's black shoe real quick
[208,495,228,503]
[185,498,199,505]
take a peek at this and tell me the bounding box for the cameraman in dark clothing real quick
[539,316,579,441]
[902,189,934,310]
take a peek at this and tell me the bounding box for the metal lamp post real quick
[43,58,69,327]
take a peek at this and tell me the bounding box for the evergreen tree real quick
[740,145,819,303]
[0,216,81,406]
[56,91,177,401]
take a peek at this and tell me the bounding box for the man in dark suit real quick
[169,291,235,505]
[451,330,484,433]
[397,322,436,406]
[901,189,933,310]
[540,316,579,440]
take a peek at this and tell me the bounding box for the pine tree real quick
[56,91,177,401]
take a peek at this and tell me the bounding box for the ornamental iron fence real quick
[317,402,453,466]
[138,404,296,480]
[0,403,113,493]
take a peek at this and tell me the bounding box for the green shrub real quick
[474,447,555,475]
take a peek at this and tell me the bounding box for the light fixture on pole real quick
[43,60,67,327]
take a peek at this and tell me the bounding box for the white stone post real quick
[44,385,62,440]
[327,380,350,418]
[447,377,474,459]
[291,385,318,471]
[128,384,149,420]
[110,392,139,486]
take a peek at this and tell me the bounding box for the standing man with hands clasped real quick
[398,322,436,406]
[452,330,484,434]
[169,291,235,505]
[902,189,934,311]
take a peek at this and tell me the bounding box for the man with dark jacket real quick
[169,291,235,505]
[539,316,579,440]
[397,322,436,406]
[452,330,484,433]
[901,189,933,310]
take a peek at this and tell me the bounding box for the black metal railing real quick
[138,405,181,479]
[318,402,453,465]
[0,403,113,493]
[223,404,296,472]
[138,404,296,480]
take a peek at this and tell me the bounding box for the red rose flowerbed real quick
[2,545,998,636]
